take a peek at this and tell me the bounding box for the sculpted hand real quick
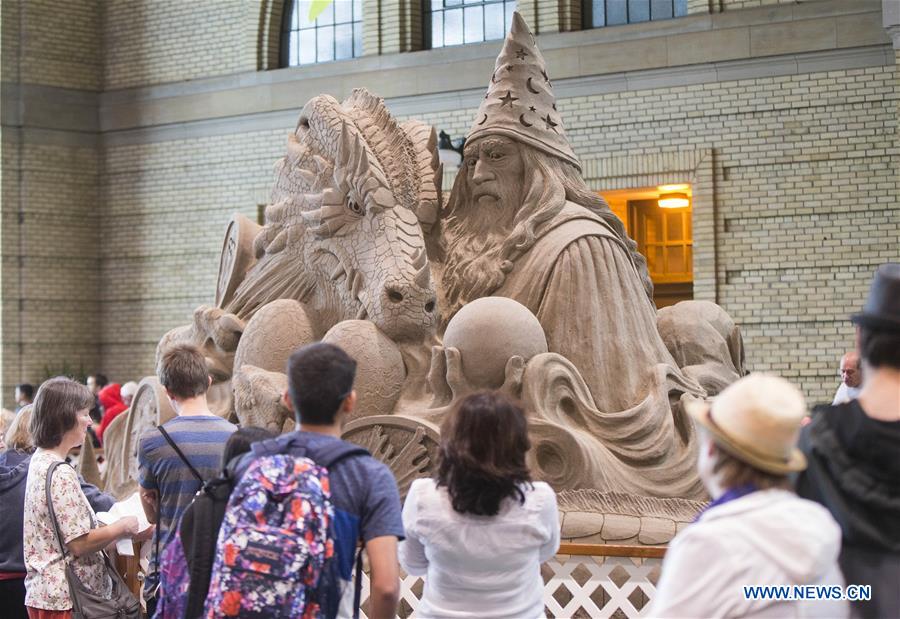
[443,347,471,400]
[427,345,452,408]
[500,355,525,397]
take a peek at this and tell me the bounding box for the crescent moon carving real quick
[477,114,488,126]
[519,114,533,128]
[526,77,540,94]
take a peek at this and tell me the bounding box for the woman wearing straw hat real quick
[647,374,848,618]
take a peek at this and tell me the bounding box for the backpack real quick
[152,425,233,619]
[154,474,234,619]
[205,442,367,619]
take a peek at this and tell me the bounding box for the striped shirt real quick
[138,414,236,598]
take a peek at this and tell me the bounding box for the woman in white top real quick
[23,377,146,618]
[400,391,560,619]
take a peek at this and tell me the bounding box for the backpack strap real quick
[157,425,204,483]
[153,424,206,585]
[310,441,369,619]
[352,545,364,619]
[315,443,369,470]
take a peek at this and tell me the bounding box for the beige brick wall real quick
[99,131,285,382]
[1,138,101,392]
[1,0,101,90]
[376,0,423,53]
[0,0,102,403]
[103,1,256,90]
[518,0,581,34]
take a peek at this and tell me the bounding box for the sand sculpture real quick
[104,13,746,538]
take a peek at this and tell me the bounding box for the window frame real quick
[582,0,687,29]
[423,0,516,50]
[280,0,364,68]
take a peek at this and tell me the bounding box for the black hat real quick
[851,263,900,332]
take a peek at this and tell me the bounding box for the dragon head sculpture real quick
[226,89,441,342]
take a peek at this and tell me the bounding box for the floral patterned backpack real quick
[204,448,364,619]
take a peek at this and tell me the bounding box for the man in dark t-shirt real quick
[236,343,403,619]
[794,263,900,619]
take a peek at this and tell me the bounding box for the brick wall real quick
[1,0,101,91]
[0,137,102,392]
[99,131,285,382]
[0,0,102,402]
[103,1,257,90]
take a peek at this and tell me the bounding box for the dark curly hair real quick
[436,391,532,516]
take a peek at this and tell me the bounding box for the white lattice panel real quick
[357,554,661,618]
[544,555,661,618]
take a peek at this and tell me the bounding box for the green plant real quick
[40,361,88,385]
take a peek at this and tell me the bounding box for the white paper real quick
[96,492,151,556]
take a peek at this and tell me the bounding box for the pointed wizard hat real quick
[467,12,580,171]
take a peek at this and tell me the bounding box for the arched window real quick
[584,0,687,28]
[426,0,516,49]
[281,0,363,66]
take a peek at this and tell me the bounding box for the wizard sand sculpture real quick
[100,13,744,543]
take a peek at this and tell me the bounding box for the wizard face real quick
[464,136,525,211]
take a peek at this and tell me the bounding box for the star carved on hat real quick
[529,105,536,112]
[542,113,559,132]
[498,90,519,107]
[515,48,529,60]
[505,63,517,72]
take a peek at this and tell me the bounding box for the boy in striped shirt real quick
[138,344,236,616]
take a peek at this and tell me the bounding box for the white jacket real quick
[399,477,560,619]
[646,489,848,618]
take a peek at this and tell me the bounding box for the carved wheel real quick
[215,212,261,308]
[342,415,441,500]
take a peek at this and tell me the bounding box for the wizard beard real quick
[440,150,567,319]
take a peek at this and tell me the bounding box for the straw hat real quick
[685,373,807,474]
[466,12,580,170]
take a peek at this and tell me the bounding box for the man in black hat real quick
[794,262,900,619]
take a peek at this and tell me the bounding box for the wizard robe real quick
[495,202,707,498]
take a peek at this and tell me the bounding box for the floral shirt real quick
[23,449,111,610]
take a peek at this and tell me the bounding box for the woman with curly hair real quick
[400,391,559,618]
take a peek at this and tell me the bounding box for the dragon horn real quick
[338,121,354,169]
[414,263,431,289]
[411,247,427,270]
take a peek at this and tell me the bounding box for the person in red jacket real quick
[97,383,127,443]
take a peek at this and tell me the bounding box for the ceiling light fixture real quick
[658,192,689,209]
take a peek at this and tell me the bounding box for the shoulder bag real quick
[46,460,141,619]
